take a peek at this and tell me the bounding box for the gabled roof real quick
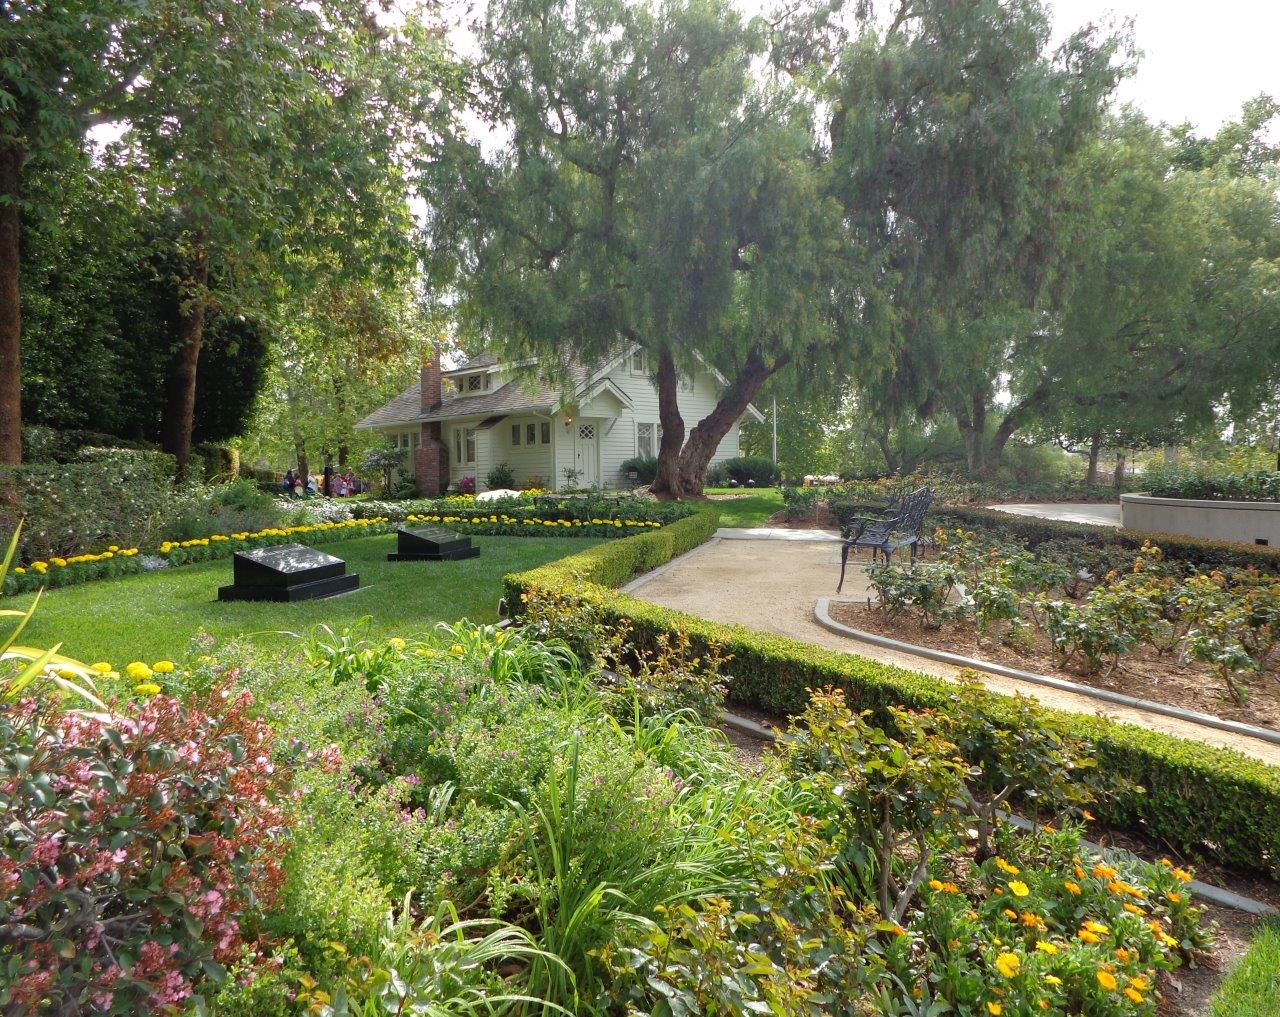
[354,346,764,430]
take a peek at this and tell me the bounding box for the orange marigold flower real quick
[1096,970,1118,991]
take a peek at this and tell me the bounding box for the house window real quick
[511,423,521,446]
[636,422,654,458]
[526,422,536,445]
[464,428,476,464]
[458,373,491,394]
[411,432,421,449]
[540,422,551,444]
[630,350,647,375]
[454,428,462,463]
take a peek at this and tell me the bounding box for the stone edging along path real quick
[719,710,1279,918]
[813,598,1280,751]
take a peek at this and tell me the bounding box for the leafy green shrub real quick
[0,448,176,561]
[866,558,966,629]
[167,478,285,540]
[1143,461,1280,502]
[485,462,515,489]
[707,455,779,487]
[619,455,658,485]
[505,522,1280,877]
[780,485,821,519]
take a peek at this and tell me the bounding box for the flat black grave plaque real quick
[387,526,481,562]
[218,543,359,601]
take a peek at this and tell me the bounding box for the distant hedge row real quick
[507,509,1280,877]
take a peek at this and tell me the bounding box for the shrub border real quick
[506,512,1280,878]
[934,504,1280,572]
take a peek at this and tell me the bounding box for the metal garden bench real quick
[836,487,935,593]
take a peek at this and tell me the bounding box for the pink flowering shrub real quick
[0,686,292,1015]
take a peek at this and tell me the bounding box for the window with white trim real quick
[511,423,521,446]
[540,422,551,444]
[526,422,536,445]
[464,428,476,463]
[636,422,654,458]
[630,350,648,375]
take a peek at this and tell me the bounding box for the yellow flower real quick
[125,661,153,681]
[1020,912,1045,929]
[1077,929,1101,944]
[928,879,944,891]
[1044,975,1062,986]
[1092,863,1117,880]
[91,662,113,674]
[995,857,1019,875]
[1129,976,1149,991]
[994,953,1020,978]
[1172,867,1193,883]
[388,638,407,650]
[133,682,161,696]
[987,1004,1002,1015]
[1064,881,1081,895]
[1008,880,1030,898]
[1122,903,1144,915]
[1083,920,1110,935]
[1002,908,1018,920]
[1124,988,1145,1004]
[152,660,175,674]
[449,644,465,656]
[1096,970,1118,991]
[1035,940,1058,955]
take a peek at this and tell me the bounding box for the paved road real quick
[989,502,1122,528]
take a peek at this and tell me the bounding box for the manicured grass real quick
[13,534,597,665]
[704,487,784,527]
[1208,919,1280,1016]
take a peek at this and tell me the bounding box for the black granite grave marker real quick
[217,544,359,601]
[387,526,480,562]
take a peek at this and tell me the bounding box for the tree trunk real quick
[676,350,782,497]
[1112,450,1127,489]
[874,421,899,475]
[0,143,25,466]
[161,253,210,482]
[649,349,687,500]
[957,396,987,477]
[1085,431,1102,486]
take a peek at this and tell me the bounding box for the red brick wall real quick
[414,350,447,495]
[414,421,448,495]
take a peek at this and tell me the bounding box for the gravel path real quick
[628,537,1280,767]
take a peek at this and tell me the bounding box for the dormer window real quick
[453,372,492,395]
[630,350,648,375]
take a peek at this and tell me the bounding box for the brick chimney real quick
[415,348,448,496]
[420,348,443,413]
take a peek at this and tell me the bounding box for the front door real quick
[573,421,599,488]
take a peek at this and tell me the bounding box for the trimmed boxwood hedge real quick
[507,510,1280,877]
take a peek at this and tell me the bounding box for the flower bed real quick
[2,506,692,597]
[854,529,1279,712]
[506,519,1280,878]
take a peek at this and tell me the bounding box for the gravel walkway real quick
[627,537,1280,767]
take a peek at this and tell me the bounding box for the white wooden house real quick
[355,346,763,494]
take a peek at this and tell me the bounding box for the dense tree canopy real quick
[423,0,849,496]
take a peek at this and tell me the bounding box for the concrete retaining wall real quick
[1120,493,1280,548]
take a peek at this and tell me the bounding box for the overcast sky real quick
[1046,0,1278,131]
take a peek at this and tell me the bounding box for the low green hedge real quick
[507,513,1280,877]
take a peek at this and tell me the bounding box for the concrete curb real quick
[813,598,1280,750]
[719,709,1278,917]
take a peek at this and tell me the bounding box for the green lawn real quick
[705,487,783,527]
[14,534,596,666]
[1208,919,1280,1017]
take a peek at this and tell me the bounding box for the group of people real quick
[282,466,367,498]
